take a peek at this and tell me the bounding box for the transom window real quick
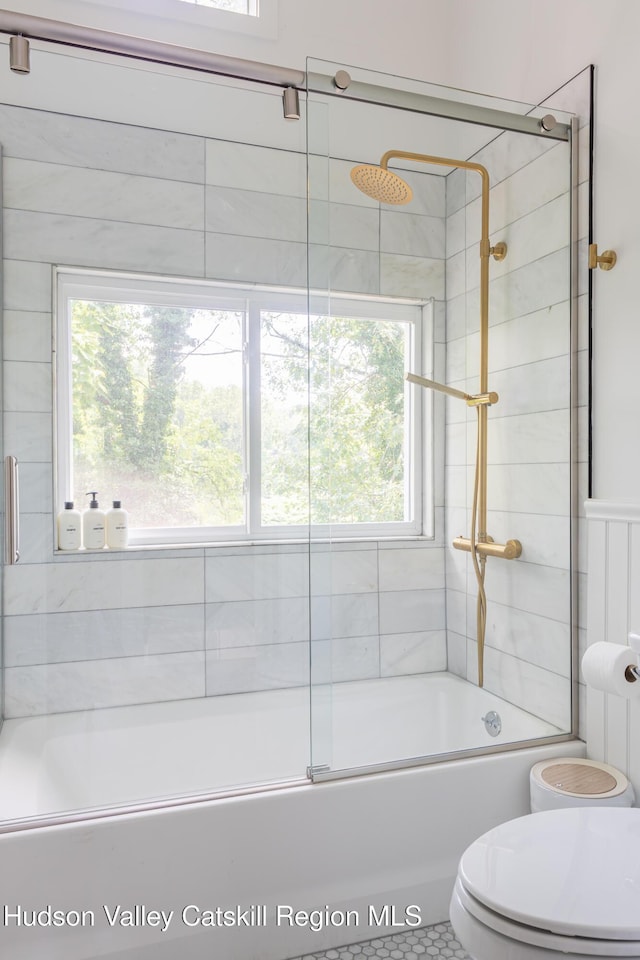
[177,0,257,12]
[55,271,427,546]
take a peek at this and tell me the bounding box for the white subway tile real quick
[4,361,52,413]
[486,510,571,569]
[5,210,205,278]
[5,604,204,667]
[208,186,305,243]
[488,559,571,624]
[380,630,446,676]
[318,202,382,252]
[380,253,444,299]
[311,245,380,294]
[206,140,305,197]
[488,248,570,324]
[446,631,467,678]
[207,233,306,287]
[4,158,205,230]
[206,597,309,648]
[488,301,570,372]
[0,103,206,182]
[479,597,571,676]
[4,311,52,363]
[487,462,570,516]
[5,557,204,616]
[5,651,205,717]
[379,588,445,635]
[206,641,308,695]
[481,645,571,730]
[311,593,379,641]
[205,551,309,602]
[378,546,445,591]
[489,355,570,418]
[487,410,570,465]
[380,211,445,259]
[310,549,378,596]
[4,412,52,463]
[3,260,52,312]
[316,635,381,683]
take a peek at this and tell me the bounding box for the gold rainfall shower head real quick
[350,162,413,205]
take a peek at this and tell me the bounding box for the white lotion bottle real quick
[106,500,129,549]
[57,501,82,551]
[83,492,105,550]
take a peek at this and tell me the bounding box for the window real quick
[56,271,428,546]
[83,0,273,34]
[177,0,257,12]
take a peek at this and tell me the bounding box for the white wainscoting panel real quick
[585,500,640,795]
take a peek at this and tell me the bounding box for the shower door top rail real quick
[306,71,571,142]
[0,9,569,142]
[0,8,305,88]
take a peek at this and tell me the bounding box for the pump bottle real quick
[83,492,105,549]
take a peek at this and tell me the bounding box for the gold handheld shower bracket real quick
[405,373,498,406]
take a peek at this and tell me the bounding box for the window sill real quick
[52,532,438,559]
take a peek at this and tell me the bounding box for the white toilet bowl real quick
[450,807,640,960]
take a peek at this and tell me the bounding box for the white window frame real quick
[75,0,277,39]
[55,268,430,548]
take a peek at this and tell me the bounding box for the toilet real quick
[450,760,638,960]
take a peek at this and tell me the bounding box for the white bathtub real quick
[0,674,584,960]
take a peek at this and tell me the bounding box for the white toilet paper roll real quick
[582,642,640,698]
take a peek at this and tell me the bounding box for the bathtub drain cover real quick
[482,710,502,737]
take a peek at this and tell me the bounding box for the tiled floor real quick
[291,921,471,959]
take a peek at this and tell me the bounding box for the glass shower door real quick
[307,58,580,779]
[0,45,314,826]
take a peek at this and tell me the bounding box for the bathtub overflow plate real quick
[482,710,502,737]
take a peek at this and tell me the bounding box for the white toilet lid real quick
[458,807,640,941]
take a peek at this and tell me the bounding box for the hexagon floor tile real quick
[290,921,470,959]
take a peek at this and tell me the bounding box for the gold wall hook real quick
[589,243,617,271]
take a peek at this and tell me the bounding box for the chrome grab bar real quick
[5,455,19,564]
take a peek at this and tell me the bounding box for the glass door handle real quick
[5,455,19,564]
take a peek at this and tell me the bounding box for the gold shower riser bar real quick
[452,536,522,560]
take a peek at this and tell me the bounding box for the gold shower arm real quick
[405,373,498,406]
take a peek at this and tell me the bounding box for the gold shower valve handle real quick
[589,243,617,271]
[453,537,522,560]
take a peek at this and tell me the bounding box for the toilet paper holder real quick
[625,633,640,682]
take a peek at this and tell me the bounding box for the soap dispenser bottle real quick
[83,492,105,550]
[106,500,129,549]
[57,501,82,551]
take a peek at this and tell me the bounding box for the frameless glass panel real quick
[307,57,579,779]
[0,48,312,826]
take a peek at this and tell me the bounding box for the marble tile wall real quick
[1,101,448,718]
[443,121,587,732]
